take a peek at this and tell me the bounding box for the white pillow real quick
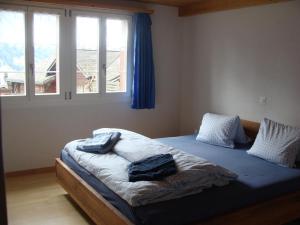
[247,118,300,168]
[196,113,240,148]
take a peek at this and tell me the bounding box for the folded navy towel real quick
[128,154,177,182]
[77,132,121,154]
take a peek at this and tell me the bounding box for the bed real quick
[55,120,300,225]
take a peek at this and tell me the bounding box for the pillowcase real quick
[196,113,240,148]
[247,118,300,168]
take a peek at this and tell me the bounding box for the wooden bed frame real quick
[55,120,300,225]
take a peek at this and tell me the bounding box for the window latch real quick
[64,91,72,100]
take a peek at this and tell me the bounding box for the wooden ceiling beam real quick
[178,0,292,17]
[16,0,294,17]
[22,0,154,14]
[126,0,183,7]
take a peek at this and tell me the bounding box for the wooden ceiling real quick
[21,0,293,16]
[129,0,292,16]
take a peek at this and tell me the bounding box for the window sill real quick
[1,93,131,109]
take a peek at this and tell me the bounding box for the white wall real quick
[4,0,300,172]
[180,0,300,134]
[2,4,181,172]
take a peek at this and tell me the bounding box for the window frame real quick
[0,4,28,101]
[0,2,133,106]
[102,13,132,97]
[71,10,132,101]
[71,10,102,100]
[28,6,65,100]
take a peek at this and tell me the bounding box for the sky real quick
[77,16,128,50]
[0,11,25,45]
[0,11,25,72]
[0,10,128,72]
[0,10,128,49]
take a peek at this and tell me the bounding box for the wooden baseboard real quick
[5,166,55,177]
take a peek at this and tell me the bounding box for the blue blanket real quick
[77,132,121,154]
[128,154,177,182]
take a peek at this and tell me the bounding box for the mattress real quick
[61,135,300,225]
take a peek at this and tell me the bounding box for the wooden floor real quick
[6,172,95,225]
[6,172,300,225]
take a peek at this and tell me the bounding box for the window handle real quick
[102,64,106,76]
[29,63,34,77]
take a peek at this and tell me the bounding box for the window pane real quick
[76,16,99,94]
[33,13,59,95]
[106,19,128,93]
[0,10,26,96]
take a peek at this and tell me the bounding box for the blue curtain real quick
[131,13,155,109]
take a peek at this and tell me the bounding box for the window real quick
[0,9,26,96]
[33,12,60,95]
[106,18,128,93]
[74,13,130,95]
[76,16,99,94]
[0,5,131,101]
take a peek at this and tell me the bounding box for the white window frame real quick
[0,2,133,107]
[71,10,102,100]
[102,13,132,98]
[0,4,28,102]
[71,10,132,101]
[27,6,65,100]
